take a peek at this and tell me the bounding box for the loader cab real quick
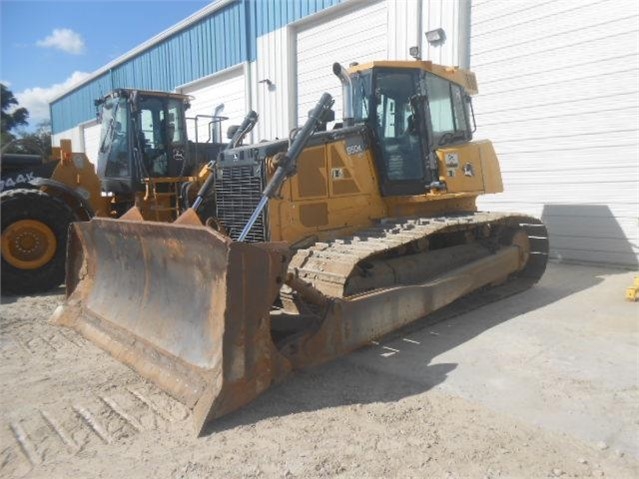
[351,64,473,196]
[96,90,190,194]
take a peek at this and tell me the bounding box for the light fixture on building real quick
[425,28,446,47]
[258,78,275,91]
[409,46,421,60]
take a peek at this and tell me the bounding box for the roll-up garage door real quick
[82,122,102,163]
[471,0,639,267]
[178,66,247,144]
[296,0,388,126]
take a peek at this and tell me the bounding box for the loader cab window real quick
[136,96,187,177]
[372,70,425,184]
[425,73,471,147]
[98,96,131,179]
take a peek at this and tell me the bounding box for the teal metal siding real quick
[51,74,111,133]
[51,0,341,134]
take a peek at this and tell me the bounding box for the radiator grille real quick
[215,165,266,242]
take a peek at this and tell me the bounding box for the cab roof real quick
[347,60,478,95]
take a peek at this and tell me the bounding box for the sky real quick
[1,0,212,128]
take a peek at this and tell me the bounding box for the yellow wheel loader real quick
[52,60,548,435]
[1,89,249,294]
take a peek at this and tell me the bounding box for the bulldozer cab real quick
[95,89,191,194]
[350,63,474,196]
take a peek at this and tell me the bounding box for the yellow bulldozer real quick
[1,89,256,294]
[52,60,548,435]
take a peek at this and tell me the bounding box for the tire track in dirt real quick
[1,295,190,477]
[1,384,190,477]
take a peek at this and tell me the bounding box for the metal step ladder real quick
[143,177,190,221]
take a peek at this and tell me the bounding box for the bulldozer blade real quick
[52,215,291,435]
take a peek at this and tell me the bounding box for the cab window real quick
[98,96,130,178]
[426,73,470,146]
[373,70,425,182]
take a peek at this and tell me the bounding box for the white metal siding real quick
[252,0,461,137]
[387,0,421,61]
[422,0,465,66]
[253,27,294,140]
[82,122,101,163]
[177,66,247,144]
[52,127,84,153]
[295,0,388,126]
[471,0,639,267]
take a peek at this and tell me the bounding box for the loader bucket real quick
[52,209,291,435]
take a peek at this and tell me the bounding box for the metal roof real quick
[50,0,236,104]
[50,0,343,134]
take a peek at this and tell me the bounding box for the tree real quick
[1,83,29,147]
[1,84,50,156]
[11,121,53,157]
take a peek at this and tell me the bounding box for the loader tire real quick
[1,188,75,295]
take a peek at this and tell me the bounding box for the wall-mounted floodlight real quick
[258,78,275,91]
[425,28,446,47]
[409,46,421,60]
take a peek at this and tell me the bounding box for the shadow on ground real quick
[0,285,65,305]
[202,261,616,436]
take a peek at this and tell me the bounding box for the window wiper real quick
[358,81,369,118]
[98,102,120,153]
[99,118,113,153]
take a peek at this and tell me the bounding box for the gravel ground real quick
[1,262,637,478]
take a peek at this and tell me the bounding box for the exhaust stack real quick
[211,103,225,143]
[332,62,354,127]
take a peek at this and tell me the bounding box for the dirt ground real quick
[1,262,637,478]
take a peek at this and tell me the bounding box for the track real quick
[288,211,549,298]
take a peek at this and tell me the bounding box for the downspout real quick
[458,0,472,69]
[243,0,254,141]
[416,0,423,58]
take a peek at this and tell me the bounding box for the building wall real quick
[294,0,388,126]
[48,0,639,269]
[51,0,464,146]
[472,0,639,267]
[51,126,84,154]
[50,0,343,137]
[82,121,101,163]
[176,64,249,143]
[250,0,463,139]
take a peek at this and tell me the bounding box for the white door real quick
[178,66,247,144]
[82,122,102,163]
[471,0,639,267]
[295,0,388,126]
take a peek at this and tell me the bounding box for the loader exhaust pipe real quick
[211,103,225,144]
[332,62,354,127]
[237,92,334,241]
